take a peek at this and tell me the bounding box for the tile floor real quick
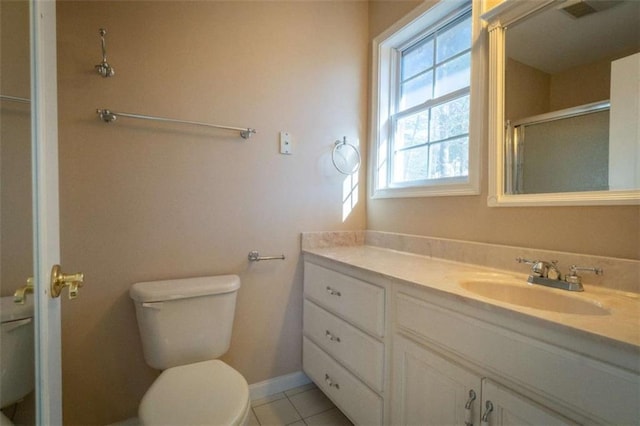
[248,383,353,426]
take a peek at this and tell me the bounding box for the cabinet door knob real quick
[464,389,477,426]
[324,373,340,389]
[480,400,494,426]
[326,286,341,297]
[325,330,341,342]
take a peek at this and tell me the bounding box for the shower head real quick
[95,61,115,78]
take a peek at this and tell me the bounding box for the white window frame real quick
[369,0,486,199]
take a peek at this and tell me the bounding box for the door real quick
[391,335,482,426]
[31,0,63,424]
[479,379,576,426]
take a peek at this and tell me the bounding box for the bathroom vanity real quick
[302,241,640,425]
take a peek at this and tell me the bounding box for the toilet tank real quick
[130,275,240,370]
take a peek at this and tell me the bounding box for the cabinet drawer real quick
[304,262,385,337]
[303,337,383,426]
[304,300,384,392]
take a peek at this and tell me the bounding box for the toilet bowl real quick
[1,296,35,426]
[130,275,249,425]
[139,360,249,425]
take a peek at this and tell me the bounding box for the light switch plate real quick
[280,131,292,155]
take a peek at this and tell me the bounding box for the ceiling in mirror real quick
[507,1,639,74]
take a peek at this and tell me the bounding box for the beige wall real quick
[369,0,423,39]
[367,2,639,260]
[505,58,550,121]
[507,49,639,117]
[550,48,639,111]
[550,58,611,111]
[56,1,368,424]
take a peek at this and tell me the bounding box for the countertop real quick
[303,245,640,355]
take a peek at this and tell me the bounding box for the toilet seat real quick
[139,360,250,426]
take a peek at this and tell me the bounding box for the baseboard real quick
[248,370,312,401]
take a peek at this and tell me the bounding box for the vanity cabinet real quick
[303,255,639,425]
[302,261,388,425]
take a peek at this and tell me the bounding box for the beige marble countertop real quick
[303,245,640,354]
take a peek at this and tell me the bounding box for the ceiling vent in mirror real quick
[560,0,624,19]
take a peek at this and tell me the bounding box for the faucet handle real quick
[565,265,603,285]
[516,257,542,276]
[569,265,603,275]
[516,257,559,278]
[14,277,34,304]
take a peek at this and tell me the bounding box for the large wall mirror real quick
[484,0,640,206]
[1,0,36,423]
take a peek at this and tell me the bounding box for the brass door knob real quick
[50,264,84,299]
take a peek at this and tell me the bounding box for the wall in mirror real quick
[1,0,36,424]
[485,0,640,206]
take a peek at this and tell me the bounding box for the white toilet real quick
[0,296,35,426]
[130,275,250,426]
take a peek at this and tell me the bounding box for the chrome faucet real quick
[516,257,603,292]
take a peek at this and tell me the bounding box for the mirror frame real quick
[483,0,640,207]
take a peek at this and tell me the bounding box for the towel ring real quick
[332,137,361,175]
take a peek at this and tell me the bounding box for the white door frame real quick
[30,0,62,424]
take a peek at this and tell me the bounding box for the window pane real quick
[395,110,429,150]
[393,146,429,183]
[400,71,433,110]
[430,95,470,141]
[436,15,472,63]
[375,4,475,194]
[428,137,469,179]
[434,52,470,97]
[402,39,434,80]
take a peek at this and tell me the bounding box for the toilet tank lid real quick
[130,275,240,303]
[1,296,34,323]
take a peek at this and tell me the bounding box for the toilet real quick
[130,275,250,426]
[0,296,35,426]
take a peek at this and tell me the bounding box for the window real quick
[371,0,483,198]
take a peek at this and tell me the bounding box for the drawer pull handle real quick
[464,389,477,426]
[480,400,493,426]
[326,286,341,297]
[324,373,340,389]
[325,330,341,342]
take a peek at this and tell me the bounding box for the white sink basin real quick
[460,279,610,315]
